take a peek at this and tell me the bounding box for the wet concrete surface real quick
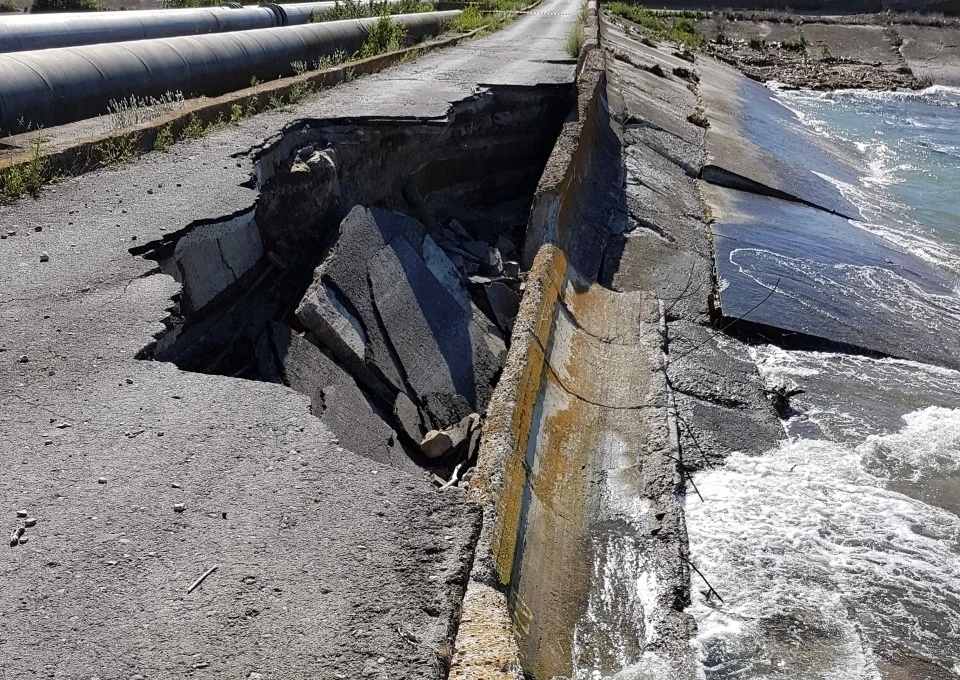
[0,0,579,675]
[706,182,960,370]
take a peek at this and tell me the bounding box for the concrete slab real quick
[260,320,425,473]
[369,235,506,427]
[697,56,863,219]
[170,209,263,313]
[899,24,960,85]
[705,182,960,370]
[803,23,901,64]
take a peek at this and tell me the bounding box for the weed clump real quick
[605,2,703,49]
[451,6,487,32]
[0,135,46,201]
[781,33,806,51]
[30,0,102,11]
[360,15,407,57]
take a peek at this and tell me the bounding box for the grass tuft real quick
[605,2,703,49]
[0,135,46,201]
[360,14,407,57]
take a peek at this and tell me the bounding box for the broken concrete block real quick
[448,219,469,239]
[485,282,520,335]
[296,207,425,401]
[369,236,505,426]
[422,235,471,312]
[463,417,482,463]
[259,321,421,473]
[393,391,425,444]
[496,236,516,257]
[462,241,490,260]
[503,260,521,279]
[421,430,453,459]
[171,211,263,313]
[483,247,504,276]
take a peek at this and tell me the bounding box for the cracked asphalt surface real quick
[0,1,578,676]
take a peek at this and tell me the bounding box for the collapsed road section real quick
[136,85,571,474]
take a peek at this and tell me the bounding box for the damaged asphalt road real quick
[0,0,579,676]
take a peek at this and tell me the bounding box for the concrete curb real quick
[0,27,480,197]
[448,2,604,678]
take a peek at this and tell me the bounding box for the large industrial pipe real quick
[0,0,416,53]
[0,11,458,135]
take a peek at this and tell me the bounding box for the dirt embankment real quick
[606,5,960,90]
[701,14,932,89]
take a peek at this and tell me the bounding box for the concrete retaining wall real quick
[453,3,695,677]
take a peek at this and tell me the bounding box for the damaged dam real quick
[2,0,960,677]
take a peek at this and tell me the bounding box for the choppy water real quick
[689,87,960,679]
[772,85,960,273]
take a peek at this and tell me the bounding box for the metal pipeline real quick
[0,11,459,135]
[0,0,416,53]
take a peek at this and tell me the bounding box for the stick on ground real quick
[187,565,219,594]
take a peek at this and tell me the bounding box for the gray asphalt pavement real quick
[0,1,578,676]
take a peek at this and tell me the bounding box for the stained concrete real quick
[0,0,580,674]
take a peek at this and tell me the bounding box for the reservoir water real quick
[689,86,960,679]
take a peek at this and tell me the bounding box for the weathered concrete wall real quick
[456,4,699,677]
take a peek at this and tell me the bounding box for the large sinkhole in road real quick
[135,84,573,476]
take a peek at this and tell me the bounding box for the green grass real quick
[450,5,487,32]
[98,134,139,166]
[566,1,586,57]
[0,135,46,201]
[313,0,432,21]
[30,0,102,11]
[782,33,806,52]
[748,35,766,50]
[359,14,407,57]
[154,124,175,151]
[0,0,20,12]
[566,27,584,57]
[605,2,703,49]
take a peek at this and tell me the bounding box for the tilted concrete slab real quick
[705,181,960,370]
[259,320,424,473]
[369,234,505,427]
[297,206,425,400]
[298,206,506,429]
[696,56,863,219]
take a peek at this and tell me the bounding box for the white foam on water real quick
[727,246,960,341]
[812,170,960,274]
[687,408,960,678]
